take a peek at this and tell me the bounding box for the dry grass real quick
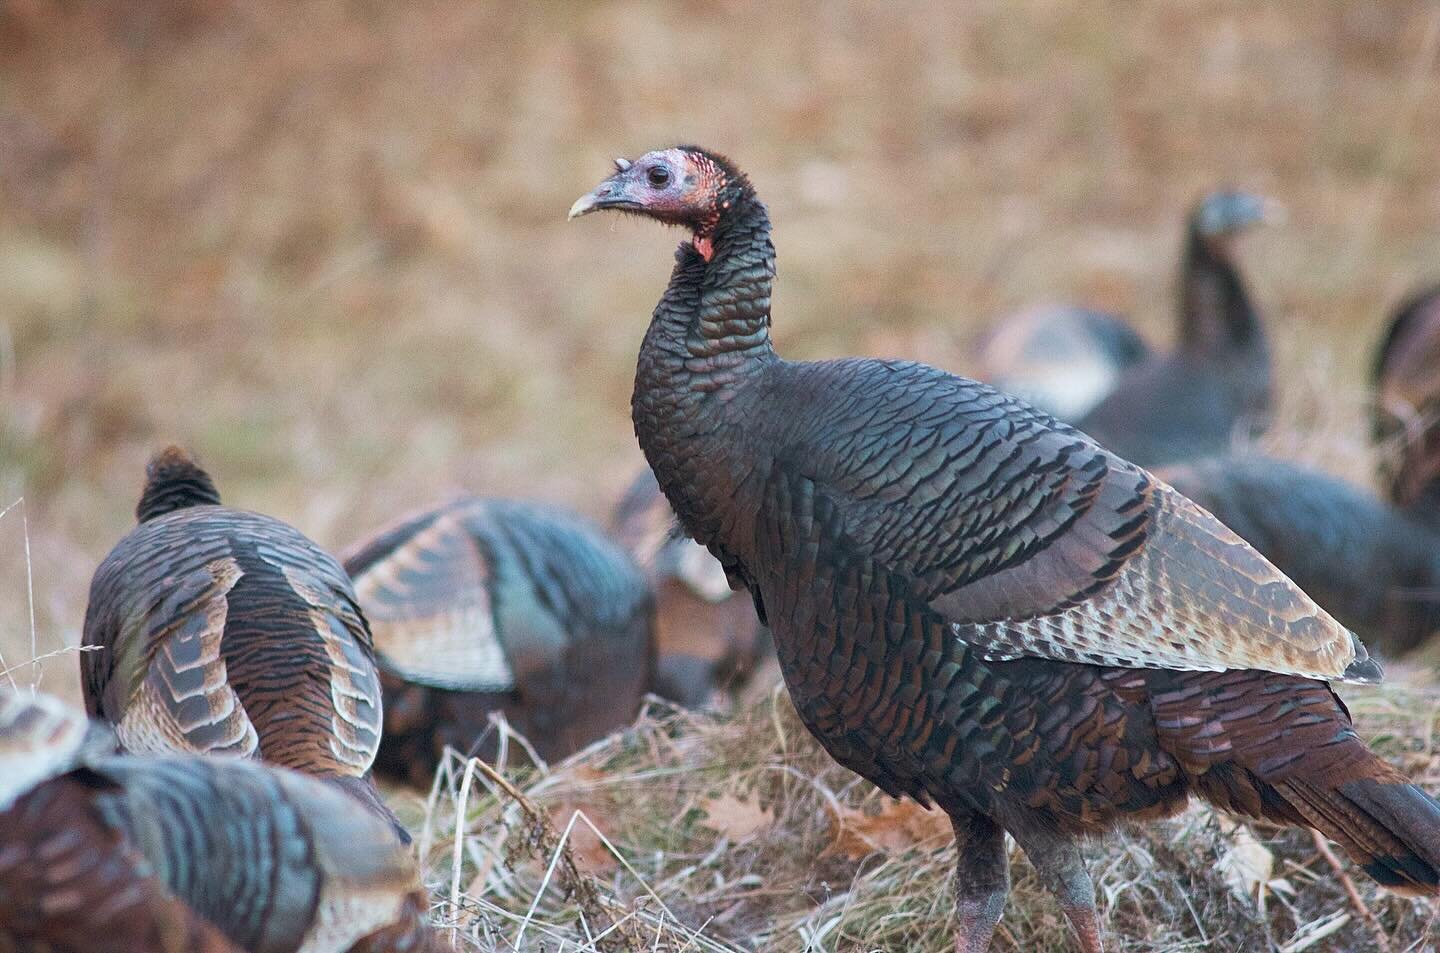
[3,1,1440,949]
[401,677,1440,952]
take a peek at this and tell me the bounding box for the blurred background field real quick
[1,3,1439,949]
[2,1,1439,700]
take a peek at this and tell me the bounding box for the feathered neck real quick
[631,174,778,549]
[637,184,777,391]
[136,447,222,523]
[1392,433,1440,530]
[1177,226,1265,357]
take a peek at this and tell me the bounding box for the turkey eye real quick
[646,166,671,188]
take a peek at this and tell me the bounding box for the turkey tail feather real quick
[1272,775,1440,895]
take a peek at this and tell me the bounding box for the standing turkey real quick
[80,447,397,835]
[1373,281,1440,529]
[1074,191,1275,466]
[342,496,654,786]
[973,305,1150,422]
[571,147,1440,953]
[611,467,771,708]
[0,692,444,953]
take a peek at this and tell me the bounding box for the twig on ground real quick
[1309,830,1394,953]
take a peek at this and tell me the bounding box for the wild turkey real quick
[1074,191,1275,466]
[974,306,1150,422]
[0,692,444,953]
[1373,281,1440,528]
[571,147,1440,953]
[80,447,397,835]
[1157,455,1440,658]
[611,467,771,708]
[342,496,654,786]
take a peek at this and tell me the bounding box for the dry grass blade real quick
[0,498,27,693]
[457,754,646,952]
[0,645,100,683]
[1279,911,1352,953]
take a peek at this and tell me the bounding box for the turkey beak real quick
[569,174,629,220]
[568,187,607,220]
[569,157,641,219]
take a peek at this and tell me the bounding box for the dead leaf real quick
[824,799,952,860]
[546,802,618,875]
[1216,823,1274,901]
[1214,817,1293,913]
[700,793,773,840]
[545,766,619,875]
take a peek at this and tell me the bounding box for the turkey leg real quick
[952,814,1009,953]
[1013,827,1104,953]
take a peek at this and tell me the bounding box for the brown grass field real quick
[2,1,1439,949]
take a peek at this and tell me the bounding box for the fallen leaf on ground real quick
[824,798,952,859]
[1214,816,1292,912]
[546,766,620,875]
[700,793,773,840]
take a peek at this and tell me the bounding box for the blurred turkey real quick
[974,306,1150,421]
[342,497,654,786]
[1158,282,1440,659]
[572,146,1440,953]
[611,467,771,708]
[1373,281,1440,529]
[80,447,396,835]
[0,692,444,953]
[1075,191,1276,465]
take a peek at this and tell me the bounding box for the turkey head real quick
[568,147,747,260]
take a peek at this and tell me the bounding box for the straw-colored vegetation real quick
[393,679,1440,952]
[2,1,1439,949]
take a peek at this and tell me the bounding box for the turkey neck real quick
[1397,432,1440,531]
[1177,226,1266,361]
[136,470,222,523]
[632,190,777,545]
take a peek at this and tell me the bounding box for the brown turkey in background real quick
[1158,281,1440,662]
[1074,190,1277,466]
[79,447,400,837]
[1373,281,1440,528]
[343,496,654,786]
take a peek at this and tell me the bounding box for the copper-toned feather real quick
[0,772,248,953]
[81,449,391,827]
[0,689,113,812]
[346,500,513,693]
[344,497,654,784]
[957,475,1373,680]
[0,693,449,953]
[1159,455,1440,659]
[612,468,769,708]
